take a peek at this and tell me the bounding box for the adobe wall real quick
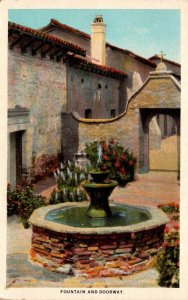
[67,66,126,118]
[8,47,67,180]
[62,73,180,173]
[61,111,140,166]
[42,28,154,103]
[106,47,154,98]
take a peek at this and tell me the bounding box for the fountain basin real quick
[29,202,168,277]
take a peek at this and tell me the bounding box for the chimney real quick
[91,15,106,65]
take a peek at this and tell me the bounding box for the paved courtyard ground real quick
[7,171,179,288]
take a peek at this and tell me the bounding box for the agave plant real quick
[50,160,89,204]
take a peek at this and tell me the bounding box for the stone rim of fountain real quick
[29,202,169,234]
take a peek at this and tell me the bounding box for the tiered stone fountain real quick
[29,165,168,277]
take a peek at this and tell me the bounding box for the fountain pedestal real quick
[83,181,117,218]
[82,171,118,218]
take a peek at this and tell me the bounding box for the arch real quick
[139,108,180,173]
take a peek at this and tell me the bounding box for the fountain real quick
[29,145,168,277]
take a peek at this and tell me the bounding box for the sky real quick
[8,9,180,63]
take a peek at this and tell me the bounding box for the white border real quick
[1,1,188,299]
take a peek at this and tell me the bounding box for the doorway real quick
[139,108,180,173]
[9,131,24,185]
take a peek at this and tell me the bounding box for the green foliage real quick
[49,161,89,204]
[84,139,137,185]
[160,203,179,214]
[156,223,179,287]
[7,184,46,228]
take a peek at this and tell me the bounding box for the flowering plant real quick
[50,160,89,204]
[84,139,137,185]
[7,183,46,228]
[156,222,179,287]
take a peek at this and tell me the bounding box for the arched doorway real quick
[139,108,180,174]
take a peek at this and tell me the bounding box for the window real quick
[98,84,101,89]
[85,109,92,119]
[81,78,84,83]
[111,109,116,118]
[105,85,108,89]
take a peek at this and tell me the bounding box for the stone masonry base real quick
[29,225,165,278]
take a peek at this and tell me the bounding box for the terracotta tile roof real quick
[41,18,156,67]
[8,21,86,56]
[49,19,90,39]
[149,55,181,67]
[68,54,127,79]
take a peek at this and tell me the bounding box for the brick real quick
[50,252,67,259]
[115,247,132,254]
[115,253,131,259]
[78,259,95,265]
[50,238,60,243]
[51,242,65,249]
[146,237,160,245]
[100,245,117,250]
[101,250,115,255]
[79,243,88,248]
[32,243,45,250]
[34,236,50,243]
[88,246,98,251]
[76,251,92,256]
[129,258,143,265]
[138,252,150,259]
[32,248,50,256]
[119,242,134,248]
[43,243,52,249]
[73,247,85,253]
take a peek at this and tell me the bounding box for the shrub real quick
[7,183,46,228]
[84,139,137,185]
[159,202,179,214]
[49,161,89,204]
[156,223,179,287]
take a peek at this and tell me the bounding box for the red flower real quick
[103,143,108,151]
[113,150,117,156]
[7,182,11,188]
[100,164,108,171]
[162,240,169,249]
[173,240,179,247]
[114,162,120,168]
[164,225,170,233]
[173,223,180,230]
[103,155,109,161]
[121,154,126,160]
[110,138,115,145]
[129,160,134,166]
[120,168,126,175]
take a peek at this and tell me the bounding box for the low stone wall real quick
[29,203,168,278]
[30,223,165,278]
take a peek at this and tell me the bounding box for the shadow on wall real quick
[61,112,79,161]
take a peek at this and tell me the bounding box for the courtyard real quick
[7,170,179,288]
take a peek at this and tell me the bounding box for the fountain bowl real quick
[29,202,168,277]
